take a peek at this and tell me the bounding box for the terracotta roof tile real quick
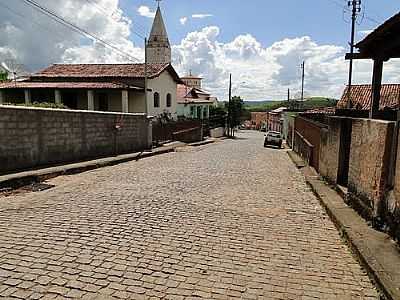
[0,81,142,90]
[176,84,215,104]
[337,84,400,110]
[33,63,171,79]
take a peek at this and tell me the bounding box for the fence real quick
[294,116,327,172]
[153,116,226,143]
[293,131,314,165]
[152,119,203,143]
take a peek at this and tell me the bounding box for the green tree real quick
[0,71,8,82]
[226,96,244,136]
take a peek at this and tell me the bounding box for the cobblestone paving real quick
[0,131,379,299]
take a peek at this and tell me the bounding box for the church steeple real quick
[147,4,171,64]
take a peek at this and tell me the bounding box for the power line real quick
[0,2,56,37]
[83,0,148,40]
[324,0,379,25]
[20,0,141,62]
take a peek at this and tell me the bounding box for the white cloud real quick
[0,0,144,71]
[1,3,399,101]
[137,6,156,18]
[180,17,188,25]
[172,27,400,101]
[192,14,213,19]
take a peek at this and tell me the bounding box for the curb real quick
[287,150,400,300]
[0,146,176,190]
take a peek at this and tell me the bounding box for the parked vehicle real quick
[264,131,283,148]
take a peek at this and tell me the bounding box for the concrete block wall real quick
[347,118,395,220]
[0,106,151,174]
[318,117,342,184]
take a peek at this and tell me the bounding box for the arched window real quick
[154,92,160,108]
[166,93,172,107]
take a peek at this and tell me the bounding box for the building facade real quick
[176,74,217,119]
[0,63,182,119]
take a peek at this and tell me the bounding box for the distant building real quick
[177,74,218,119]
[250,112,268,130]
[267,107,287,132]
[147,5,171,64]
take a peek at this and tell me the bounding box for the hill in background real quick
[244,97,338,112]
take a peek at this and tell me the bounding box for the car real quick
[264,131,283,148]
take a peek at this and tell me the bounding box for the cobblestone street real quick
[0,131,378,299]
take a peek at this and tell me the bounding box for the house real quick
[267,107,287,132]
[177,74,218,119]
[250,112,268,130]
[337,84,400,111]
[0,3,182,118]
[0,63,182,118]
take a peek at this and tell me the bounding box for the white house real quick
[177,74,218,119]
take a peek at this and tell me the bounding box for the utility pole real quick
[300,61,305,110]
[228,73,232,137]
[287,88,291,110]
[144,38,148,115]
[346,0,362,109]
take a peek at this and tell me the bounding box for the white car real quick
[264,131,283,148]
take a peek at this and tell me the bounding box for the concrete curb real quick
[0,146,177,190]
[0,137,224,191]
[287,150,400,300]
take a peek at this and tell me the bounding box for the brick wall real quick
[294,116,326,172]
[0,106,151,174]
[347,118,395,220]
[318,117,342,184]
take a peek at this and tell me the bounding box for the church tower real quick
[147,3,171,64]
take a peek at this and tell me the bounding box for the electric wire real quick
[20,0,141,62]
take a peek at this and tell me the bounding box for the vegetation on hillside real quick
[244,97,338,112]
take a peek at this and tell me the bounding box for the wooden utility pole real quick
[346,0,362,109]
[301,61,305,102]
[144,37,148,115]
[228,73,232,137]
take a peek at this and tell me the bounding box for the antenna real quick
[1,59,28,85]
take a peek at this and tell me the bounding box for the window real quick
[154,92,160,108]
[190,106,195,117]
[166,93,172,107]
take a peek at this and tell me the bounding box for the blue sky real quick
[0,1,398,100]
[124,0,398,49]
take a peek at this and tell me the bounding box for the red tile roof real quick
[0,81,142,90]
[337,84,400,110]
[304,107,336,114]
[32,63,182,83]
[176,84,215,104]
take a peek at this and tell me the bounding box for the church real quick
[0,3,182,119]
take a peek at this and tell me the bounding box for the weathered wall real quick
[295,116,326,172]
[347,118,395,220]
[172,127,202,143]
[210,127,224,138]
[0,106,151,174]
[319,117,342,184]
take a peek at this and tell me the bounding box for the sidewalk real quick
[288,150,400,300]
[0,143,185,190]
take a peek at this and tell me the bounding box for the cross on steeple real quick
[156,0,162,7]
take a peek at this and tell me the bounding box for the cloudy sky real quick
[0,0,399,101]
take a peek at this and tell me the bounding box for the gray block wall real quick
[0,106,151,174]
